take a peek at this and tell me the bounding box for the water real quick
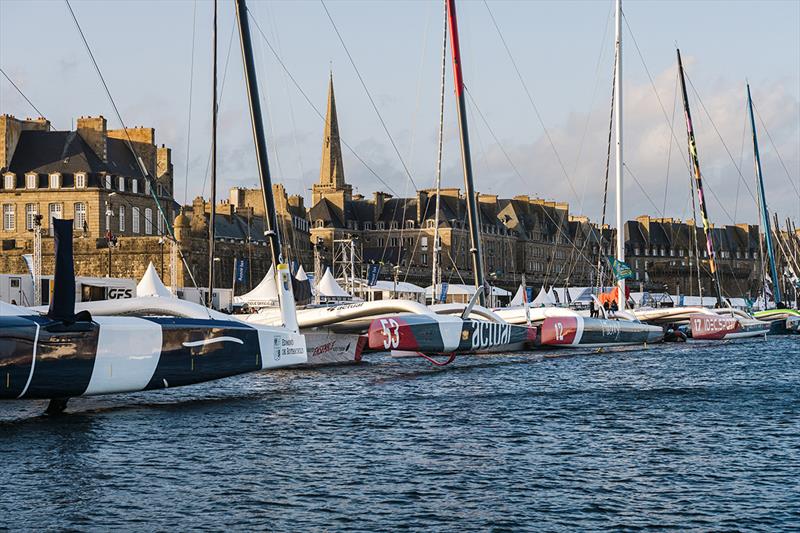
[1,338,798,531]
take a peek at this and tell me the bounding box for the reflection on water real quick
[1,338,798,530]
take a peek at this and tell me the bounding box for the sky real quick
[1,0,798,227]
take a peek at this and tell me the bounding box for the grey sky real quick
[1,0,798,226]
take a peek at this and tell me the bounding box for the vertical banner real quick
[367,263,381,286]
[236,258,248,283]
[439,282,449,303]
[525,286,534,303]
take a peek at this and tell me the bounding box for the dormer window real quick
[75,173,86,189]
[364,222,372,230]
[377,222,385,230]
[26,174,37,189]
[145,179,151,195]
[390,221,398,230]
[405,220,414,229]
[49,173,61,189]
[3,174,14,190]
[118,176,125,192]
[132,179,139,194]
[104,175,112,189]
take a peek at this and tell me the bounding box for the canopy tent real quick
[509,284,526,306]
[354,279,425,294]
[234,265,277,308]
[136,262,174,298]
[531,286,556,307]
[295,264,308,281]
[317,268,352,300]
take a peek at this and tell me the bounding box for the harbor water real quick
[1,337,798,530]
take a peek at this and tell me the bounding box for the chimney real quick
[373,191,388,221]
[417,190,429,223]
[77,116,108,162]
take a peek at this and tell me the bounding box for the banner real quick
[608,257,633,280]
[439,282,449,303]
[525,286,534,303]
[235,258,248,283]
[367,263,381,286]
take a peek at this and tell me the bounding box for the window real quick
[3,204,14,231]
[145,179,151,195]
[364,222,371,230]
[26,174,37,189]
[48,203,63,236]
[3,174,14,190]
[405,221,414,229]
[157,210,164,235]
[421,253,428,266]
[74,203,86,232]
[421,236,428,250]
[157,184,163,196]
[132,179,139,194]
[376,222,385,230]
[104,175,112,189]
[390,221,398,230]
[118,176,125,192]
[119,205,125,232]
[315,219,324,229]
[145,208,153,234]
[25,204,37,230]
[132,207,140,234]
[49,173,60,189]
[75,173,86,189]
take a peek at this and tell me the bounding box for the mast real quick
[677,49,724,308]
[614,0,625,310]
[446,0,485,305]
[207,0,218,308]
[431,0,447,303]
[235,0,281,268]
[747,83,781,306]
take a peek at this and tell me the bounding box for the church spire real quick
[319,72,345,188]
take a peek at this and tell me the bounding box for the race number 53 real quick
[380,318,400,349]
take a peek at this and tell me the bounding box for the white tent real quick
[532,286,556,306]
[234,265,277,307]
[509,284,527,306]
[317,268,352,300]
[295,264,308,281]
[136,262,173,298]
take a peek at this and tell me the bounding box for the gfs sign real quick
[107,287,133,299]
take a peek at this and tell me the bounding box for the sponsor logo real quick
[600,320,621,337]
[107,287,133,299]
[311,340,336,357]
[468,321,511,349]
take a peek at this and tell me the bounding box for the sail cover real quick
[136,262,173,298]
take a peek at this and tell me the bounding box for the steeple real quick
[312,71,352,207]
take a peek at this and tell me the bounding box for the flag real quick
[235,258,248,283]
[367,263,382,286]
[608,257,633,280]
[439,282,449,303]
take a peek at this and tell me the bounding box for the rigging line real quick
[320,0,419,192]
[596,51,617,291]
[183,0,197,206]
[575,0,615,214]
[734,103,748,221]
[661,69,679,218]
[63,0,206,302]
[0,67,54,128]
[752,98,800,199]
[463,86,526,185]
[482,0,580,204]
[623,164,662,215]
[200,17,237,199]
[246,9,400,198]
[621,12,693,179]
[683,71,758,206]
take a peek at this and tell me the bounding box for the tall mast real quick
[614,0,625,310]
[235,0,281,268]
[747,83,781,306]
[431,0,447,303]
[207,0,218,307]
[677,49,724,308]
[446,0,485,305]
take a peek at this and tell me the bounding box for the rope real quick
[320,0,419,192]
[183,0,197,205]
[0,67,54,128]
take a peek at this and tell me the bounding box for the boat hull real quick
[0,313,306,400]
[367,314,536,355]
[689,313,769,340]
[537,315,664,347]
